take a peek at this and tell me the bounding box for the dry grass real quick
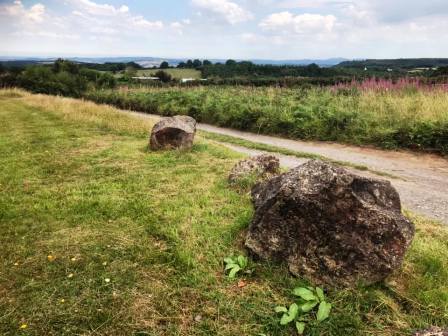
[6,88,156,137]
[1,89,447,335]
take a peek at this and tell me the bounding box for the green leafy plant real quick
[275,286,332,335]
[223,255,249,278]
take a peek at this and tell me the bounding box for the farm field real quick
[85,85,448,155]
[1,89,447,335]
[136,68,202,79]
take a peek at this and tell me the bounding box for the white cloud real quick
[240,32,259,42]
[130,16,163,29]
[192,0,253,24]
[27,4,45,23]
[277,0,347,9]
[2,0,448,59]
[260,12,337,34]
[69,0,165,35]
[76,0,129,16]
[357,0,448,23]
[0,0,46,24]
[14,30,80,40]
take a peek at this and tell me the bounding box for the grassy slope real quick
[136,69,202,79]
[0,89,447,335]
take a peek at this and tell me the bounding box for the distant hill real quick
[0,56,347,68]
[2,56,448,70]
[249,58,347,67]
[337,58,448,69]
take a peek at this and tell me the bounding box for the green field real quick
[136,68,202,80]
[85,86,448,154]
[1,89,448,335]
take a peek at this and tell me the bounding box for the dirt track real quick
[131,111,448,224]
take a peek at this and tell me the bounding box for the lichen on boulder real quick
[245,160,415,287]
[413,327,448,336]
[228,154,280,187]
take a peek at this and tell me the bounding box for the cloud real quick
[14,31,80,40]
[192,0,253,24]
[358,0,448,23]
[276,0,352,10]
[0,0,46,23]
[260,11,336,34]
[75,0,129,16]
[130,16,163,29]
[70,0,164,32]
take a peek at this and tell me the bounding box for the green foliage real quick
[275,286,332,334]
[193,59,202,68]
[154,70,173,83]
[85,86,448,154]
[81,61,143,72]
[202,61,343,79]
[13,60,116,97]
[223,255,249,278]
[338,58,448,70]
[160,61,169,69]
[279,303,299,325]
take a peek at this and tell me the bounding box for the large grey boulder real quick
[150,116,197,150]
[245,160,415,287]
[228,154,280,186]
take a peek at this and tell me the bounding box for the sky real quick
[1,0,448,60]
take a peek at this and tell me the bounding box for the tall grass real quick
[85,86,448,154]
[333,77,448,92]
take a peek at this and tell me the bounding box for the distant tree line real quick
[0,59,117,97]
[338,58,448,70]
[176,59,211,69]
[82,61,143,72]
[201,60,343,79]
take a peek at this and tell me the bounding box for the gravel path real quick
[130,111,448,224]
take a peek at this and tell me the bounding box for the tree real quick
[186,60,194,68]
[124,66,137,78]
[434,66,448,76]
[160,61,169,69]
[305,63,321,76]
[177,62,187,68]
[203,60,212,66]
[225,59,237,66]
[96,72,116,88]
[155,70,172,83]
[18,65,88,97]
[52,59,79,74]
[193,59,202,68]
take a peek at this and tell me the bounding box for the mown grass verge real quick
[0,89,447,335]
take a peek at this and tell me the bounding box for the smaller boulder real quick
[228,154,280,186]
[150,115,197,150]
